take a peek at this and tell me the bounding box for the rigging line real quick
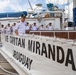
[68,0,70,19]
[28,0,33,10]
[53,0,55,5]
[17,0,25,10]
[0,65,19,75]
[10,0,21,11]
[47,0,50,3]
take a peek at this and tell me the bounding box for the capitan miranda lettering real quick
[5,35,25,48]
[28,40,76,71]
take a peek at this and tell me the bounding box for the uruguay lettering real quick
[13,50,33,70]
[28,40,76,71]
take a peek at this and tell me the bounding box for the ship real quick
[0,0,76,75]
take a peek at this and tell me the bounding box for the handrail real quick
[0,65,19,75]
[29,31,76,40]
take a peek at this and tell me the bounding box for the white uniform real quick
[25,25,30,30]
[1,28,4,34]
[12,26,16,35]
[6,26,11,34]
[45,27,48,30]
[39,27,45,30]
[32,26,38,30]
[48,26,53,30]
[65,27,68,30]
[15,21,26,35]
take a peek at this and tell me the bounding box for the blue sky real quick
[0,0,72,13]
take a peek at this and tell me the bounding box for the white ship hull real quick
[0,34,76,75]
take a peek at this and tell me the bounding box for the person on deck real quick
[25,22,30,30]
[1,25,4,34]
[12,23,16,34]
[15,14,26,35]
[47,23,53,30]
[31,23,38,31]
[38,25,45,30]
[45,26,48,30]
[6,23,11,34]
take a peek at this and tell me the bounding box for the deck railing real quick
[26,30,76,40]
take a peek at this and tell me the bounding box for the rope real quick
[0,65,19,75]
[10,0,21,11]
[17,0,25,10]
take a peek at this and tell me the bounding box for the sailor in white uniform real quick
[12,23,16,34]
[1,25,4,34]
[31,23,38,31]
[25,22,30,30]
[15,14,26,35]
[38,25,45,30]
[6,24,11,34]
[48,23,53,30]
[45,26,48,30]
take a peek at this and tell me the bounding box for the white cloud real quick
[0,0,10,12]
